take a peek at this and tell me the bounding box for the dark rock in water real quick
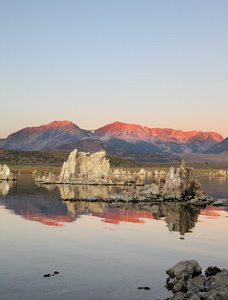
[53,271,59,275]
[44,271,59,277]
[205,266,221,277]
[137,286,150,290]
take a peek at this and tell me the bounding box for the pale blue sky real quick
[1,0,228,138]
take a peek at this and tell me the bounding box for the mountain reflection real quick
[1,175,226,232]
[65,201,201,235]
[1,194,77,227]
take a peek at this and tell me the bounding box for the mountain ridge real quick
[93,121,223,153]
[0,120,224,153]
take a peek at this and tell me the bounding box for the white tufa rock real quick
[0,164,15,180]
[162,160,202,199]
[36,149,114,185]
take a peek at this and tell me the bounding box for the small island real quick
[35,149,221,206]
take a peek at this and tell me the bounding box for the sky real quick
[1,0,228,138]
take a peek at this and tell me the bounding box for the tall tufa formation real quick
[36,149,117,185]
[0,164,15,181]
[59,149,110,181]
[162,160,202,199]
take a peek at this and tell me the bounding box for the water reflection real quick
[64,201,106,216]
[1,194,76,227]
[85,202,201,235]
[0,180,15,196]
[58,184,121,200]
[0,174,227,234]
[153,203,201,235]
[200,176,228,200]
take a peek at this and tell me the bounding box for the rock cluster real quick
[208,169,228,177]
[214,169,227,177]
[166,260,228,300]
[0,164,15,180]
[36,152,215,204]
[111,161,214,205]
[162,160,205,200]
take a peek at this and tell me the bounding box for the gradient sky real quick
[1,0,228,138]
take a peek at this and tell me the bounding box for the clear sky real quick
[1,0,228,138]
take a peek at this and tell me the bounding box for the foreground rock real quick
[0,164,15,181]
[166,260,228,300]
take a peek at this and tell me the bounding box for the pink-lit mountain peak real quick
[0,120,224,153]
[94,121,223,143]
[94,121,154,141]
[18,120,78,135]
[0,120,90,151]
[42,120,79,131]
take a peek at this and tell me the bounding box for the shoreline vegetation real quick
[5,161,228,175]
[6,163,228,175]
[1,148,228,174]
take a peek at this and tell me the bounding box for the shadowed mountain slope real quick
[204,137,228,154]
[56,138,118,155]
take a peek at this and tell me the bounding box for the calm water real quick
[0,174,228,300]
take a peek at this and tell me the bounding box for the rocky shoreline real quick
[166,260,228,300]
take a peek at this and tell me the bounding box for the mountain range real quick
[0,120,225,154]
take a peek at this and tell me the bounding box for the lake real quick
[0,174,228,300]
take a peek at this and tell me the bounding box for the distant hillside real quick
[0,148,139,169]
[56,138,118,155]
[204,137,228,154]
[122,152,181,163]
[176,153,228,164]
[0,148,70,165]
